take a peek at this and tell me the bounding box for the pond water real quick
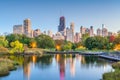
[0,54,113,80]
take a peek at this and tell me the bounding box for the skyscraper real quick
[66,23,75,43]
[58,16,65,32]
[24,19,31,37]
[90,26,94,37]
[97,28,102,36]
[74,32,81,43]
[80,26,86,34]
[102,28,108,37]
[102,24,108,37]
[48,30,53,37]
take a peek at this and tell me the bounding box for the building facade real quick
[97,28,102,36]
[74,32,81,43]
[48,30,53,37]
[13,25,23,34]
[53,32,65,40]
[24,19,32,37]
[33,29,41,37]
[66,23,74,43]
[58,16,66,32]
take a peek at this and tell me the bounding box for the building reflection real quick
[23,56,31,80]
[21,54,109,80]
[55,54,77,79]
[55,54,66,80]
[70,58,75,77]
[23,55,37,80]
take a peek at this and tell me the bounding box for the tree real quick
[61,41,72,51]
[85,36,110,50]
[55,40,64,51]
[6,34,32,47]
[10,40,24,54]
[29,39,37,48]
[81,33,90,46]
[0,36,8,47]
[85,37,96,50]
[72,43,77,50]
[109,35,115,42]
[36,34,55,49]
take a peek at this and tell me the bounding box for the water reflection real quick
[0,54,113,80]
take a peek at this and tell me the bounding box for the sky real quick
[0,0,120,34]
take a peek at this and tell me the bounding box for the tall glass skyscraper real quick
[58,16,65,32]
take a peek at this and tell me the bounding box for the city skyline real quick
[0,0,120,34]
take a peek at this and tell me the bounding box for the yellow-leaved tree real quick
[10,40,24,54]
[114,44,120,51]
[29,41,37,48]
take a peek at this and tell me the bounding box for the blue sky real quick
[0,0,120,34]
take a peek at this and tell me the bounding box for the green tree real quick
[36,34,55,49]
[85,36,110,50]
[82,33,90,46]
[72,43,77,50]
[85,37,96,50]
[61,41,72,51]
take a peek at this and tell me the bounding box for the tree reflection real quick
[80,55,108,68]
[36,55,53,69]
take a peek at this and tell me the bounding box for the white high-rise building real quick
[48,30,53,37]
[97,28,102,36]
[66,22,74,43]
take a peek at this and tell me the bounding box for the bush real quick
[0,58,17,77]
[103,61,120,80]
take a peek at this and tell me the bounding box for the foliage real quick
[113,34,120,45]
[103,62,120,80]
[84,36,113,50]
[6,34,31,47]
[72,43,77,50]
[61,41,72,51]
[85,37,96,50]
[109,35,115,42]
[0,36,8,47]
[10,40,24,54]
[36,34,55,49]
[0,58,17,77]
[114,44,120,51]
[55,40,64,51]
[81,33,90,46]
[29,39,37,48]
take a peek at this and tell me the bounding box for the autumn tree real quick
[29,39,37,48]
[10,40,24,54]
[0,36,8,47]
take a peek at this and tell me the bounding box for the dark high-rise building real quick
[58,16,65,32]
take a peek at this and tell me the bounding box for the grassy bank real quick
[0,58,18,77]
[0,48,50,55]
[103,62,120,80]
[24,48,49,55]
